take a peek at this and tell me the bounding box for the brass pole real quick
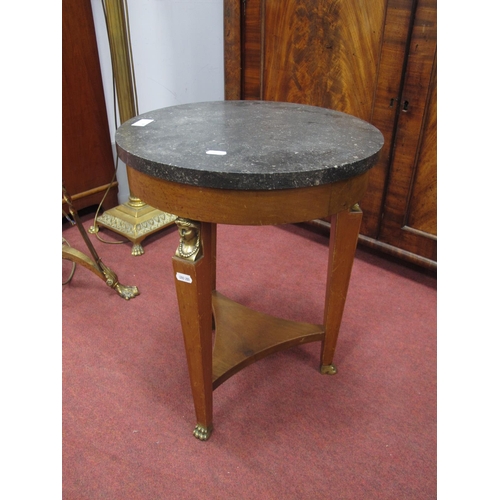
[93,0,176,255]
[104,0,137,122]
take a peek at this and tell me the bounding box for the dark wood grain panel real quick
[224,0,242,100]
[62,0,117,211]
[258,0,414,241]
[360,0,416,238]
[407,57,436,235]
[242,0,263,99]
[378,0,437,260]
[262,0,385,121]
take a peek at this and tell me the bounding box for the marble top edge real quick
[115,100,384,190]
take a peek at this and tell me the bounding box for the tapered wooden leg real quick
[209,224,217,330]
[321,205,363,374]
[209,223,217,292]
[172,221,216,440]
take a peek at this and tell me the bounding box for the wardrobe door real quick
[378,0,437,263]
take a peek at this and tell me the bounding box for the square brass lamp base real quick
[93,199,177,256]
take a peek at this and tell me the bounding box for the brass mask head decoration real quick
[175,218,202,261]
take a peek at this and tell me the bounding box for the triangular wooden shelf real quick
[212,291,325,389]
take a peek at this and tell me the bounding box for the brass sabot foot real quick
[320,364,338,375]
[193,424,213,441]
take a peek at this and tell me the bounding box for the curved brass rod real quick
[62,246,140,301]
[62,184,140,300]
[62,246,106,282]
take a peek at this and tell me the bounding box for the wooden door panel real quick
[361,0,416,237]
[262,0,385,122]
[224,0,242,100]
[407,60,437,235]
[242,0,264,99]
[378,0,437,261]
[62,0,118,211]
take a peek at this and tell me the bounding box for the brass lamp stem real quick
[94,0,176,255]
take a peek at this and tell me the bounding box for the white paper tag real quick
[176,272,192,284]
[206,150,227,156]
[132,118,154,127]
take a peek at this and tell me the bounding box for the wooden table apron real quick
[127,165,368,440]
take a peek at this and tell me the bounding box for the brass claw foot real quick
[320,364,337,375]
[193,424,213,441]
[113,283,140,300]
[131,243,145,256]
[100,263,140,300]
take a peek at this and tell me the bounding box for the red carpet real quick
[62,216,436,499]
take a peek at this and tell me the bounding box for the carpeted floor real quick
[62,215,436,499]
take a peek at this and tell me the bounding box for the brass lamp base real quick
[92,197,177,256]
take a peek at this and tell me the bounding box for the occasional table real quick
[115,101,384,440]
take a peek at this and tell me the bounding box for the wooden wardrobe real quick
[224,0,437,270]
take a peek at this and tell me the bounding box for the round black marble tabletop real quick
[115,100,384,191]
